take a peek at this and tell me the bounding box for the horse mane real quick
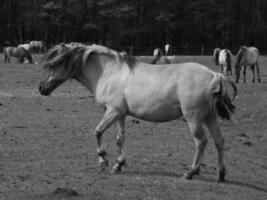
[42,44,138,77]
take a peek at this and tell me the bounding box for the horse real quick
[67,42,84,48]
[18,43,31,51]
[39,44,237,182]
[151,48,170,64]
[218,49,233,76]
[234,46,260,83]
[165,44,172,56]
[29,40,46,53]
[3,46,33,64]
[213,48,221,66]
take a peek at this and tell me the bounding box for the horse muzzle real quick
[38,82,51,96]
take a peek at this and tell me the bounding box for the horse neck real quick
[74,55,119,95]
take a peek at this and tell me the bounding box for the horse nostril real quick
[38,83,43,92]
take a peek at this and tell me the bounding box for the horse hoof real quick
[99,160,109,173]
[111,160,127,174]
[217,168,226,183]
[182,172,193,180]
[111,166,121,174]
[182,168,200,180]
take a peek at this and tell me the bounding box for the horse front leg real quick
[220,64,223,73]
[111,117,127,174]
[255,62,261,83]
[95,108,120,172]
[205,114,226,182]
[183,120,207,180]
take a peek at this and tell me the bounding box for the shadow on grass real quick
[122,170,267,194]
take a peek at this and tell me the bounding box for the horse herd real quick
[1,42,261,182]
[152,44,261,84]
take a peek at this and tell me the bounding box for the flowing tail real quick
[209,73,237,120]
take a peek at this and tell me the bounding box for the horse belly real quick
[126,91,182,122]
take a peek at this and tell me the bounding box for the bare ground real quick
[0,55,266,200]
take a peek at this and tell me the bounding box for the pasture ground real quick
[0,55,266,200]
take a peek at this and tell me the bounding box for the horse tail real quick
[208,73,237,120]
[214,48,220,66]
[226,50,232,69]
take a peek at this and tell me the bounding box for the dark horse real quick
[3,46,33,64]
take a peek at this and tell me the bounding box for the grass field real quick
[0,54,266,200]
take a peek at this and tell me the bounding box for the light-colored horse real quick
[165,44,172,56]
[3,46,33,63]
[39,44,237,182]
[152,48,170,64]
[219,49,233,76]
[29,40,46,53]
[234,46,260,83]
[18,44,31,51]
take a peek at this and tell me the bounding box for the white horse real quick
[219,49,233,76]
[234,46,260,83]
[152,48,170,64]
[18,44,31,51]
[29,41,45,53]
[165,44,172,56]
[39,44,237,182]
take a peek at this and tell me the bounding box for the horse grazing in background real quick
[234,46,260,83]
[3,47,33,64]
[67,42,84,48]
[39,44,237,182]
[151,48,170,64]
[30,41,46,53]
[213,48,221,66]
[219,49,233,76]
[165,44,172,56]
[18,43,31,51]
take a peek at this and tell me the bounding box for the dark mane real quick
[42,44,138,76]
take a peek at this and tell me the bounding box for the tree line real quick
[1,0,267,55]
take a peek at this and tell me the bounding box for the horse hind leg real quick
[251,65,255,83]
[243,65,247,83]
[94,108,121,172]
[257,64,261,83]
[111,117,127,174]
[205,114,226,182]
[183,120,208,180]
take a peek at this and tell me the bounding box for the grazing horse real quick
[234,46,260,83]
[67,42,84,47]
[30,41,46,53]
[39,44,237,182]
[165,44,172,56]
[18,44,31,51]
[151,48,170,64]
[3,46,33,63]
[219,49,233,76]
[213,48,221,66]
